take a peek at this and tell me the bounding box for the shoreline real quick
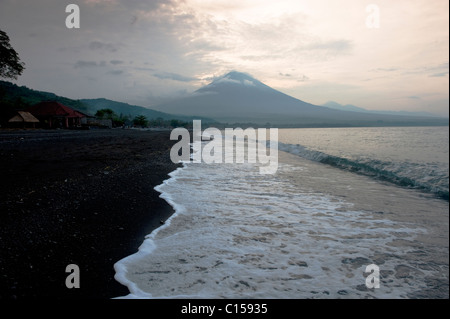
[0,129,180,299]
[113,162,187,299]
[110,146,449,299]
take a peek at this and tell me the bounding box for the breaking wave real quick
[277,142,449,200]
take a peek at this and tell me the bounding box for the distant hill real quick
[80,98,214,123]
[0,81,212,123]
[0,80,90,114]
[151,71,448,127]
[322,101,369,113]
[323,101,438,118]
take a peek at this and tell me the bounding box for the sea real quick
[114,126,449,299]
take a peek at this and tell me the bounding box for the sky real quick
[0,0,448,116]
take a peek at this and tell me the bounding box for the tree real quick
[95,108,129,127]
[95,108,116,119]
[0,29,25,80]
[170,119,189,128]
[133,115,148,127]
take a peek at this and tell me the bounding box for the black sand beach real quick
[0,129,180,299]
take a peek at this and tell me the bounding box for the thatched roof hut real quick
[8,111,40,127]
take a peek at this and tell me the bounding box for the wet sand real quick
[0,129,180,299]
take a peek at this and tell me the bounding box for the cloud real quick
[89,41,118,52]
[0,0,448,116]
[373,62,449,78]
[302,39,353,54]
[110,60,125,65]
[398,62,449,77]
[241,54,282,62]
[372,67,400,72]
[430,72,448,77]
[83,0,177,11]
[83,0,118,4]
[107,70,124,75]
[74,61,107,68]
[426,62,449,77]
[212,77,241,85]
[153,72,197,82]
[279,73,309,83]
[135,66,155,72]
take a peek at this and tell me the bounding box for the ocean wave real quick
[276,142,449,200]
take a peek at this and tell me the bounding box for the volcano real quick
[153,71,447,126]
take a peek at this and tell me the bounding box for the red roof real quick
[26,101,86,118]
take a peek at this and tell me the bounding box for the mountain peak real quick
[221,71,253,81]
[209,71,262,87]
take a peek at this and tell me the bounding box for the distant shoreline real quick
[0,129,180,299]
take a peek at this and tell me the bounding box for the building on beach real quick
[7,111,40,128]
[25,101,88,129]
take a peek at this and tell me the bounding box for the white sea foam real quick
[114,127,449,299]
[114,144,444,299]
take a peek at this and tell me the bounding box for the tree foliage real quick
[96,108,129,127]
[0,80,89,112]
[133,115,148,127]
[95,108,116,119]
[0,29,25,80]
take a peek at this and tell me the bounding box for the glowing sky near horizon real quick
[0,0,448,116]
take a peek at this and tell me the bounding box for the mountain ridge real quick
[80,98,214,122]
[322,101,439,118]
[0,80,213,123]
